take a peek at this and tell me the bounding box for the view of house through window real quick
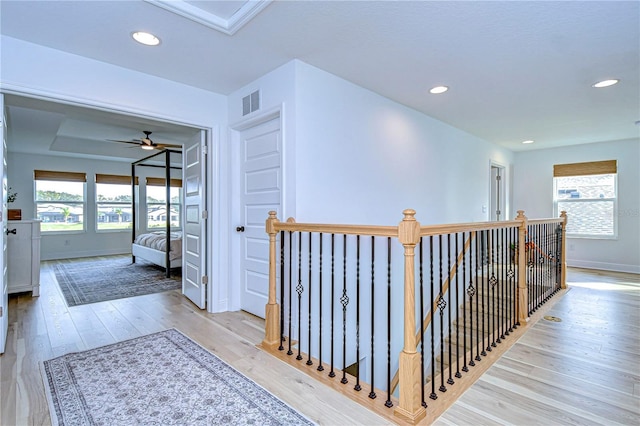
[34,170,86,233]
[146,178,182,229]
[553,160,617,238]
[96,174,133,231]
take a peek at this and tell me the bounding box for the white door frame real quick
[228,105,285,313]
[489,160,508,221]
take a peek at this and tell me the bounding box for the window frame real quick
[34,170,87,234]
[552,160,618,240]
[95,174,135,233]
[145,178,183,231]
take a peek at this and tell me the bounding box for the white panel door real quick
[182,132,207,309]
[0,94,8,354]
[239,118,281,318]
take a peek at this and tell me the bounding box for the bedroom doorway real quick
[237,116,282,318]
[490,163,506,221]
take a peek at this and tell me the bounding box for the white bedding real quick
[134,231,182,260]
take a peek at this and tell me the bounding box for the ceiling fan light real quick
[141,144,155,150]
[132,31,160,46]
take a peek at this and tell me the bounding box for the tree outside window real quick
[34,170,86,233]
[96,174,133,231]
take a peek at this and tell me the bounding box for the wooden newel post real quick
[515,210,529,326]
[560,211,568,289]
[262,211,280,348]
[394,209,426,424]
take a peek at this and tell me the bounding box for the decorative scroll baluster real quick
[296,232,303,361]
[369,236,376,399]
[354,235,361,391]
[307,232,313,366]
[490,229,497,349]
[462,231,470,372]
[474,231,481,362]
[288,231,293,355]
[438,235,447,393]
[341,234,349,384]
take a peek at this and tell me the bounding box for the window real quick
[146,178,182,229]
[96,174,135,231]
[35,170,86,233]
[553,160,617,238]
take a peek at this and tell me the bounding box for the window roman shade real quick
[553,160,617,177]
[146,178,182,187]
[34,170,86,182]
[96,174,138,185]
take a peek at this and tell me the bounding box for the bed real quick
[131,148,183,277]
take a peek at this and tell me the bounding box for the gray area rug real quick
[53,256,181,306]
[41,329,314,426]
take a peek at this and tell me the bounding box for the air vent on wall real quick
[242,90,260,116]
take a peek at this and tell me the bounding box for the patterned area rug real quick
[41,329,314,426]
[53,256,181,306]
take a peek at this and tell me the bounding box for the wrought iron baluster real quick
[454,232,462,379]
[369,236,376,399]
[279,230,285,351]
[438,235,447,393]
[446,233,454,386]
[419,237,426,407]
[462,231,470,373]
[429,236,437,400]
[475,231,482,361]
[490,228,497,349]
[385,237,393,408]
[354,235,361,391]
[318,233,324,371]
[341,234,349,384]
[480,230,487,358]
[307,232,313,366]
[296,232,303,361]
[288,231,293,356]
[329,234,336,377]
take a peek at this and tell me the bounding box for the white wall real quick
[8,153,135,260]
[294,61,514,226]
[513,138,640,273]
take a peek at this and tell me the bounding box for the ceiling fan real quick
[107,131,181,151]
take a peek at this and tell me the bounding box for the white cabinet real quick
[7,220,41,296]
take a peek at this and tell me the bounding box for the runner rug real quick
[41,329,314,426]
[53,256,181,306]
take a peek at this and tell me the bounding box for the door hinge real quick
[0,306,3,317]
[202,275,208,285]
[496,175,502,181]
[201,210,208,220]
[202,145,208,155]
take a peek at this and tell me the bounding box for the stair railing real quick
[261,209,567,424]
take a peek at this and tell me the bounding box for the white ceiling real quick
[1,0,638,160]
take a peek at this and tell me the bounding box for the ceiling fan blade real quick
[157,143,182,149]
[107,139,142,146]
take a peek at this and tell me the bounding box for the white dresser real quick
[7,220,41,296]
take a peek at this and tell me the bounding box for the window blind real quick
[146,177,182,187]
[553,160,617,177]
[96,174,138,185]
[34,170,87,182]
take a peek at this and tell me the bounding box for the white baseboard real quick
[41,249,130,261]
[567,259,640,274]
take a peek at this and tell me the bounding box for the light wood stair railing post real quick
[560,211,568,289]
[394,209,427,424]
[515,210,529,325]
[262,211,281,348]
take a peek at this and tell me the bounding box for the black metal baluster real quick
[385,237,393,408]
[296,232,303,361]
[455,232,462,379]
[307,232,313,366]
[318,233,324,371]
[438,235,447,393]
[429,236,437,400]
[463,231,471,371]
[279,230,285,351]
[500,227,506,341]
[490,229,497,349]
[419,237,426,407]
[288,231,293,356]
[341,235,349,384]
[475,231,482,361]
[329,234,336,378]
[369,236,376,399]
[354,235,361,391]
[447,233,454,386]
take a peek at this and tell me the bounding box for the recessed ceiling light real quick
[429,86,449,94]
[132,31,160,46]
[592,79,619,88]
[522,140,534,144]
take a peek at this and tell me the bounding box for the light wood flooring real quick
[1,259,639,425]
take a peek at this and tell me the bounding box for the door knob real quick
[236,226,245,232]
[6,228,16,235]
